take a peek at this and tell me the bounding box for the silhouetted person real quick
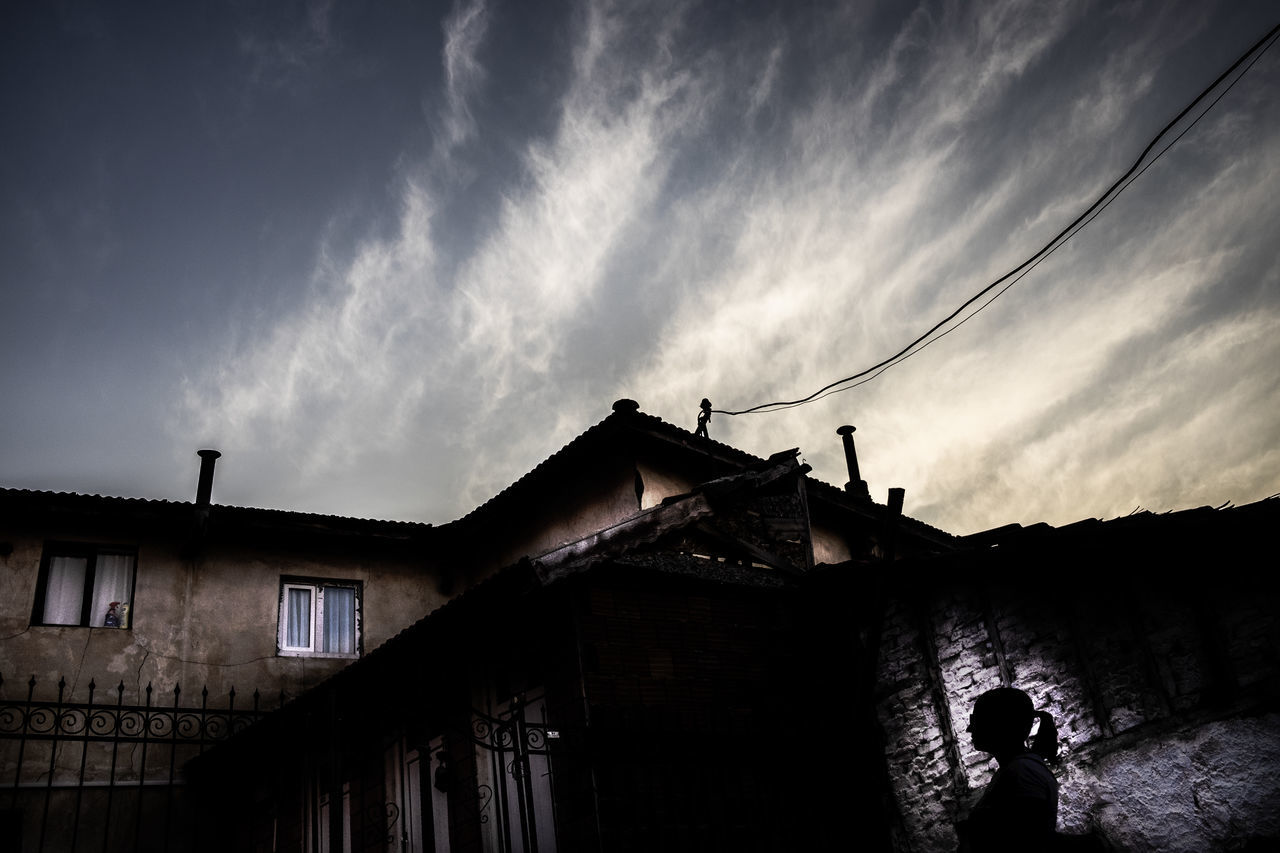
[956,687,1059,853]
[694,398,712,438]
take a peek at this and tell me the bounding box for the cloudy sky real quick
[3,0,1278,535]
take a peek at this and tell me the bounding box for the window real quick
[277,578,361,658]
[31,543,137,628]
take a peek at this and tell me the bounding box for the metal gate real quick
[1,674,267,853]
[470,695,558,853]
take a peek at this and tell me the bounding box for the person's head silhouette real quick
[968,687,1058,764]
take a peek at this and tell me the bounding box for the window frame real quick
[276,577,362,659]
[30,542,138,629]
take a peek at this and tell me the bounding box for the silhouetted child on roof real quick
[695,398,711,438]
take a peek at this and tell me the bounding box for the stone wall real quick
[874,540,1280,852]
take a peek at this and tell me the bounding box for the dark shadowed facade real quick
[186,415,955,852]
[844,500,1280,852]
[4,401,1278,852]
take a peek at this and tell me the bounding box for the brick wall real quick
[872,524,1280,853]
[574,567,798,851]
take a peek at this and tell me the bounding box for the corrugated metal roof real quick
[0,487,432,535]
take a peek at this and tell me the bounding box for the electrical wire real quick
[717,21,1280,417]
[764,41,1276,416]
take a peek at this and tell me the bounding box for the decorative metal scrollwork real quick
[385,801,401,839]
[17,705,57,736]
[88,708,118,737]
[472,716,495,742]
[470,709,554,756]
[118,709,146,738]
[0,678,266,744]
[174,711,202,739]
[204,713,231,740]
[355,801,401,847]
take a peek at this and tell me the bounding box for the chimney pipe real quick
[195,449,221,507]
[884,487,905,563]
[836,425,870,500]
[887,487,905,516]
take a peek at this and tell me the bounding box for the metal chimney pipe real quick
[884,487,905,563]
[887,487,905,516]
[195,449,221,507]
[836,425,870,500]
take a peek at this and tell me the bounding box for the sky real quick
[2,0,1278,536]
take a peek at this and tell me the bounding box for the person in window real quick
[956,687,1059,853]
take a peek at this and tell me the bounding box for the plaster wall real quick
[463,456,641,580]
[635,460,696,510]
[0,530,443,706]
[1,524,444,805]
[464,448,724,582]
[811,520,855,565]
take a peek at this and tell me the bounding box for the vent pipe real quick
[887,487,905,516]
[836,425,870,500]
[884,487,905,563]
[195,449,221,507]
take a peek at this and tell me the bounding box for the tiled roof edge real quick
[0,487,432,531]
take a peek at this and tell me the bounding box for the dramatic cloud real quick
[5,0,1278,534]
[439,0,490,152]
[180,0,1280,528]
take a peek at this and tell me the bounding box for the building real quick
[2,400,952,852]
[5,400,1277,852]
[189,434,957,852]
[1,449,443,699]
[0,450,446,852]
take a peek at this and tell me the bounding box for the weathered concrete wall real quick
[636,458,699,510]
[1,520,445,825]
[0,530,443,706]
[811,519,856,565]
[461,442,767,583]
[875,572,1280,852]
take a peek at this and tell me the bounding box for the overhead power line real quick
[717,20,1280,418]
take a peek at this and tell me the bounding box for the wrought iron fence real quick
[1,673,273,853]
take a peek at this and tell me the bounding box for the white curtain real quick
[89,553,135,627]
[287,587,313,648]
[42,556,87,625]
[322,586,355,654]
